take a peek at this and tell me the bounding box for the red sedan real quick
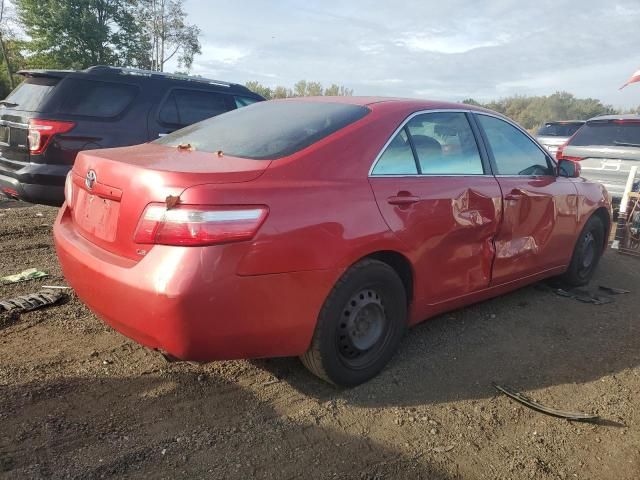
[54,97,611,386]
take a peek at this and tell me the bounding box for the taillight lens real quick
[28,119,76,155]
[555,130,582,162]
[134,204,269,246]
[64,171,74,207]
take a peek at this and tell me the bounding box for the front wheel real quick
[300,259,407,387]
[561,215,605,286]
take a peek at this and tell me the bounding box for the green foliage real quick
[0,38,26,98]
[245,80,354,99]
[463,92,620,130]
[14,0,148,69]
[136,0,201,72]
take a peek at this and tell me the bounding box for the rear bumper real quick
[53,207,338,361]
[0,158,67,205]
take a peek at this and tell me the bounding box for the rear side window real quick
[569,121,640,147]
[406,112,483,174]
[478,114,553,176]
[4,77,59,112]
[372,129,418,175]
[58,79,138,117]
[155,101,370,159]
[537,123,583,137]
[159,89,233,127]
[234,96,260,108]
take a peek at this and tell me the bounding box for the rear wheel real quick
[561,215,605,286]
[300,259,407,387]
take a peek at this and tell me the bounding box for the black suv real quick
[0,66,264,205]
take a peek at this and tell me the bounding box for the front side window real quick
[159,89,233,127]
[477,114,553,176]
[405,112,483,175]
[371,129,418,175]
[58,79,138,117]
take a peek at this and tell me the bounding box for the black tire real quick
[300,259,407,387]
[561,215,605,286]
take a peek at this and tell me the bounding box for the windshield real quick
[3,77,60,112]
[569,121,640,147]
[537,123,583,137]
[155,101,370,159]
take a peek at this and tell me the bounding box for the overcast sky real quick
[179,1,640,107]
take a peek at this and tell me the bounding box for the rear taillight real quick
[28,119,76,155]
[134,204,269,246]
[555,130,582,162]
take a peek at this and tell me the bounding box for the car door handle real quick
[504,188,526,201]
[387,194,420,206]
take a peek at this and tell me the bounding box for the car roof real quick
[17,65,260,97]
[271,96,496,115]
[587,113,640,122]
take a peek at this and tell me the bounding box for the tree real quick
[15,0,147,69]
[245,80,354,99]
[245,80,273,100]
[137,0,201,72]
[324,84,353,96]
[0,0,16,91]
[464,92,617,131]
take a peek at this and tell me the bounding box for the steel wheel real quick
[337,289,391,369]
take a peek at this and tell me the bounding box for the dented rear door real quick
[369,111,502,305]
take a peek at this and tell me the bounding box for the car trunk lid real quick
[68,143,271,259]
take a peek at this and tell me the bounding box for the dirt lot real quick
[0,200,639,479]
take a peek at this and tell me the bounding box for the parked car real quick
[0,66,264,206]
[557,114,640,203]
[54,98,611,386]
[536,120,585,156]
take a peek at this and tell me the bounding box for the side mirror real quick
[557,159,581,178]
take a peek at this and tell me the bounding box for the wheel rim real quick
[578,231,596,276]
[337,289,390,369]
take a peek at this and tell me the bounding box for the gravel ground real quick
[0,199,639,479]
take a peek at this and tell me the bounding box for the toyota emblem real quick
[85,170,97,190]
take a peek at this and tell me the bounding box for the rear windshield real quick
[569,121,640,147]
[537,123,583,137]
[57,79,138,117]
[3,77,59,112]
[155,101,370,159]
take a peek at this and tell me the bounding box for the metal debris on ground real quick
[0,290,66,313]
[552,287,613,305]
[492,383,599,422]
[598,285,631,295]
[41,285,72,290]
[0,268,48,284]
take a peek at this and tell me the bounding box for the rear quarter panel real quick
[177,104,413,275]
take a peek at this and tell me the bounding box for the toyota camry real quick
[54,97,611,386]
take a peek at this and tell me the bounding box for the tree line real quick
[245,80,353,99]
[463,91,639,131]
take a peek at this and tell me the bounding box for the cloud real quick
[176,0,640,108]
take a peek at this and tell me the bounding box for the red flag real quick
[620,68,640,90]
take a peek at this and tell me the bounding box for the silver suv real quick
[536,120,584,156]
[557,114,640,202]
